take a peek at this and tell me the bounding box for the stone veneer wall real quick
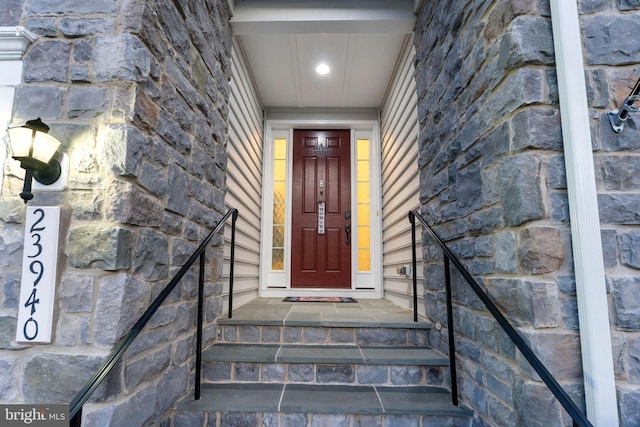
[0,0,23,26]
[584,2,640,424]
[414,0,639,426]
[0,0,233,425]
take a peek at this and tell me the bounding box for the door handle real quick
[345,223,351,245]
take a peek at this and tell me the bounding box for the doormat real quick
[283,297,358,303]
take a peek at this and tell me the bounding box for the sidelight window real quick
[356,138,371,272]
[272,137,287,270]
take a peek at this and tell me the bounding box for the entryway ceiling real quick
[230,0,417,109]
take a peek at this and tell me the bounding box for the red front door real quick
[291,129,351,288]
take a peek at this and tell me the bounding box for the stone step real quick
[176,300,472,426]
[174,383,473,427]
[216,324,431,346]
[204,343,448,365]
[202,343,450,387]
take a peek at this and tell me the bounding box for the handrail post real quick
[228,209,238,319]
[444,256,458,406]
[70,406,81,427]
[195,251,205,401]
[408,212,418,322]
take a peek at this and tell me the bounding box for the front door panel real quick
[291,129,351,288]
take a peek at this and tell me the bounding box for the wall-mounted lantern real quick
[7,118,63,203]
[609,77,640,133]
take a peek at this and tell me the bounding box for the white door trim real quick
[259,118,383,298]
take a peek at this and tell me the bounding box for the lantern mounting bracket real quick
[608,77,640,133]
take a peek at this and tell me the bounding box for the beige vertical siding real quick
[224,39,263,311]
[380,34,424,316]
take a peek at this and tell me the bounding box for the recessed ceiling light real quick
[316,63,330,75]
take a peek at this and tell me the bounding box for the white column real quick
[548,2,619,425]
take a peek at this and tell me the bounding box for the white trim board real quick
[260,119,383,298]
[0,26,36,60]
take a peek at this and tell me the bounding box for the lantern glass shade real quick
[7,126,61,170]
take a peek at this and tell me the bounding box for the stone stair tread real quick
[217,315,432,329]
[203,343,449,366]
[217,298,432,330]
[177,383,281,413]
[361,346,449,365]
[176,383,473,417]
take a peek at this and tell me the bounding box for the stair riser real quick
[173,411,472,427]
[219,325,430,346]
[202,362,449,387]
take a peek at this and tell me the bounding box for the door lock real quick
[345,210,351,219]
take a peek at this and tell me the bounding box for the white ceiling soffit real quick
[231,0,415,34]
[230,0,415,109]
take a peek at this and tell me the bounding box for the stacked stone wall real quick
[0,0,23,25]
[0,0,233,425]
[415,0,639,425]
[582,2,640,424]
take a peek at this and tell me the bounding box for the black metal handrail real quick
[408,210,592,427]
[69,208,239,426]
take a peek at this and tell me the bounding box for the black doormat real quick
[283,296,358,303]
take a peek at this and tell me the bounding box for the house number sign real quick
[16,206,61,343]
